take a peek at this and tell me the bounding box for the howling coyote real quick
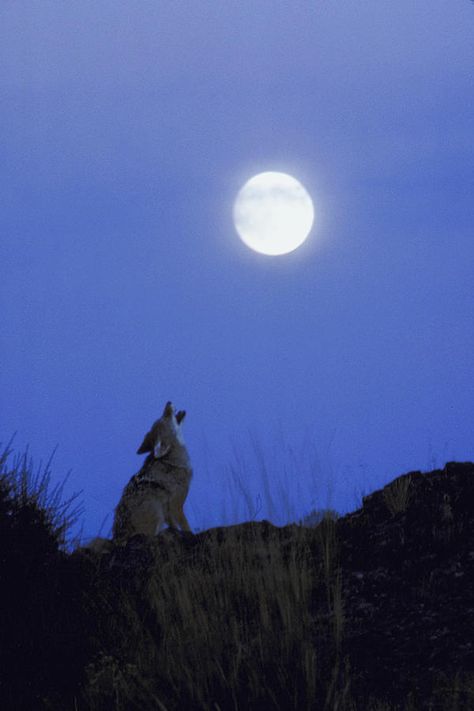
[113,401,193,541]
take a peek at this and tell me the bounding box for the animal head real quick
[160,401,186,437]
[163,400,186,423]
[137,401,187,456]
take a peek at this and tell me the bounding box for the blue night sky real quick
[1,1,473,539]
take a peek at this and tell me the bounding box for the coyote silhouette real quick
[113,401,192,540]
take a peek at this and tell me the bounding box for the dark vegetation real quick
[0,441,473,710]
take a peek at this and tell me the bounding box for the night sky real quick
[1,2,473,539]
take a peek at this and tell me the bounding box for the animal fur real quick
[113,401,192,541]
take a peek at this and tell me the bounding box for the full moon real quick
[233,171,314,256]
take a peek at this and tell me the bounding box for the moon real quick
[233,172,314,256]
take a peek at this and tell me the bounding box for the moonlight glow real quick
[233,172,314,256]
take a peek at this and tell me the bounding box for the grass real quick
[0,437,83,548]
[0,441,88,710]
[81,522,345,711]
[144,530,317,709]
[0,439,470,710]
[223,427,336,528]
[382,474,413,516]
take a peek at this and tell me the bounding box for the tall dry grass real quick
[1,439,470,710]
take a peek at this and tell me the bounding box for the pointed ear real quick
[137,430,153,454]
[176,410,186,424]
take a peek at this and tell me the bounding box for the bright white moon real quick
[233,172,314,256]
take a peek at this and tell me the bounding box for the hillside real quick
[0,453,473,710]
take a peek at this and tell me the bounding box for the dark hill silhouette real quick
[1,448,473,710]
